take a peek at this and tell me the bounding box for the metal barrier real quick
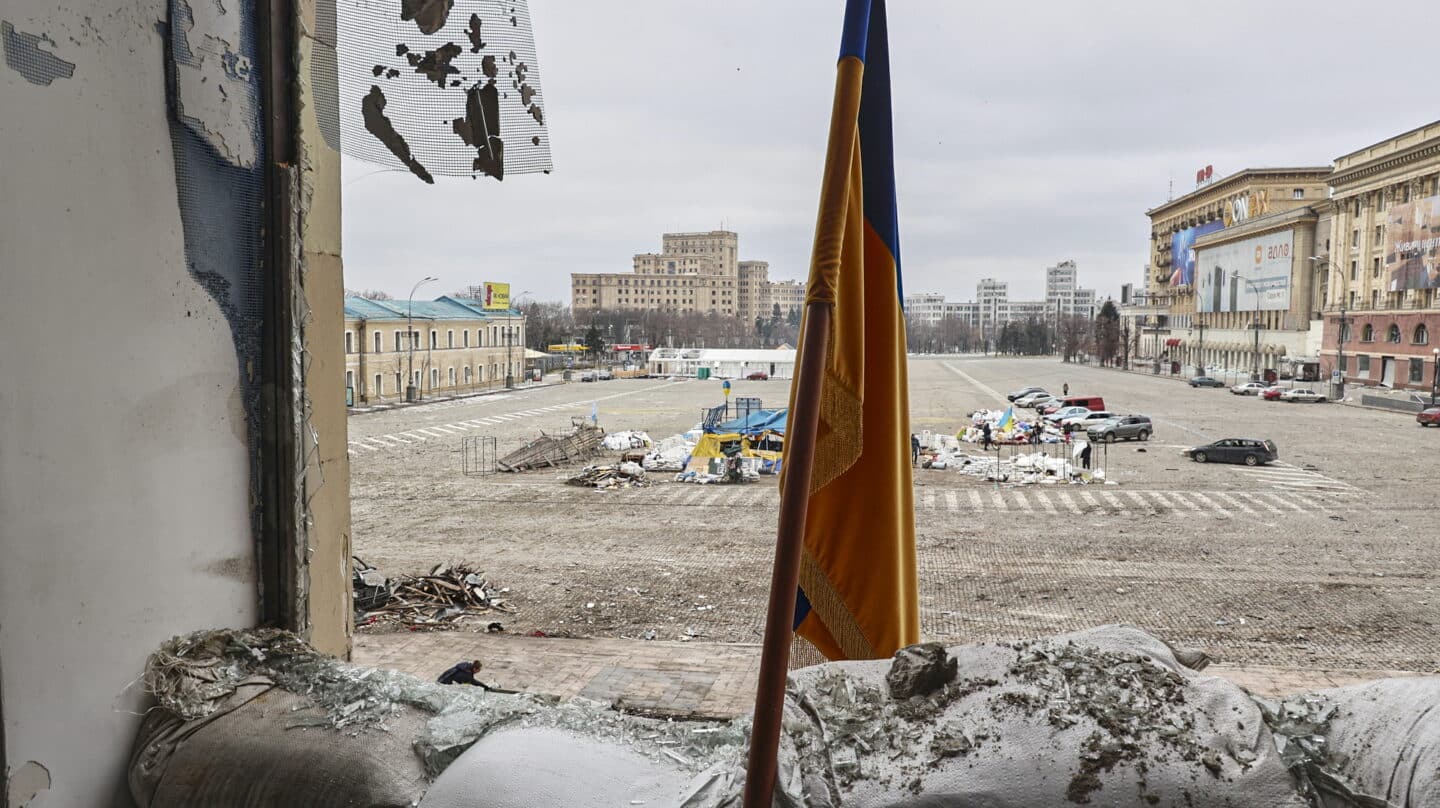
[461,436,498,476]
[1360,394,1425,413]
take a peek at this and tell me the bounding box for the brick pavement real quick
[352,632,1420,720]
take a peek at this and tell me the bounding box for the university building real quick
[342,296,528,405]
[571,230,804,321]
[904,262,1098,336]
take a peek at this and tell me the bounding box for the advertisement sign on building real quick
[1169,220,1224,286]
[1195,230,1294,313]
[1384,194,1440,290]
[482,282,511,310]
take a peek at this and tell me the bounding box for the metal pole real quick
[1432,350,1438,406]
[1337,303,1347,398]
[742,303,831,808]
[406,276,436,402]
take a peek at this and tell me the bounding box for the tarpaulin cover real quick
[716,408,788,435]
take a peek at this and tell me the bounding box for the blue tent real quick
[717,409,788,435]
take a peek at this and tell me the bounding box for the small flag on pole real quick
[996,407,1014,431]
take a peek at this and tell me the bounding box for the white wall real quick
[1,2,257,803]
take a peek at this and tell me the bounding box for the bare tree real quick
[1094,300,1121,367]
[345,288,394,300]
[1057,314,1088,363]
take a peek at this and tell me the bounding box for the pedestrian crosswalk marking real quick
[1100,492,1122,510]
[1012,491,1032,512]
[990,490,1009,511]
[1190,492,1227,519]
[1058,492,1082,514]
[348,441,379,452]
[1213,492,1255,514]
[922,490,935,510]
[1124,491,1149,509]
[969,490,984,510]
[1079,492,1101,511]
[944,491,959,511]
[1038,492,1058,514]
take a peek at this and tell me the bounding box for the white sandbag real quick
[1267,677,1440,807]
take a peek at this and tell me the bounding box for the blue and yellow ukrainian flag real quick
[788,0,917,661]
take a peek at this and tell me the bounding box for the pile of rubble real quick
[600,430,653,451]
[353,559,512,631]
[566,462,651,490]
[641,433,697,472]
[957,408,1067,445]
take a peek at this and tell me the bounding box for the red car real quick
[746,371,769,381]
[1260,386,1287,401]
[1418,407,1440,427]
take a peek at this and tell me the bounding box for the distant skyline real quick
[341,0,1437,307]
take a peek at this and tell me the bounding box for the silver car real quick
[1086,415,1153,442]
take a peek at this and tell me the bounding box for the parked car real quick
[1260,386,1287,401]
[1231,382,1267,395]
[1044,405,1090,423]
[1189,376,1225,388]
[1024,394,1062,410]
[1060,410,1116,432]
[1014,390,1051,406]
[579,371,597,382]
[1086,415,1153,442]
[1007,386,1047,402]
[1418,407,1440,427]
[746,371,769,380]
[1054,395,1106,412]
[1281,388,1326,403]
[597,369,614,381]
[1182,438,1278,466]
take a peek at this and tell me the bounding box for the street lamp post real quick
[406,275,438,402]
[1310,257,1347,397]
[1228,268,1263,382]
[1432,348,1439,406]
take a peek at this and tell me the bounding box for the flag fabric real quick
[997,407,1014,431]
[787,0,917,661]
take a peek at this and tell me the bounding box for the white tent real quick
[647,348,797,379]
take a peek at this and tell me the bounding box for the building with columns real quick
[1145,167,1331,378]
[1320,120,1440,393]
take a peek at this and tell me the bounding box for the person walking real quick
[1080,441,1092,470]
[1062,383,1070,397]
[911,433,920,465]
[981,421,993,451]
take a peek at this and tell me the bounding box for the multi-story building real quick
[768,280,807,316]
[1044,260,1098,320]
[572,231,804,321]
[1320,120,1440,393]
[1145,167,1332,377]
[342,295,527,405]
[907,265,1101,337]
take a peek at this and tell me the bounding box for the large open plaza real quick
[350,356,1438,674]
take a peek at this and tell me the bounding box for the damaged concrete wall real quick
[0,0,258,803]
[298,0,355,658]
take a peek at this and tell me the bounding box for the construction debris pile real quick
[497,420,605,472]
[641,431,700,472]
[917,433,1106,485]
[567,462,652,490]
[958,407,1067,445]
[128,626,1440,808]
[600,430,653,451]
[352,559,512,631]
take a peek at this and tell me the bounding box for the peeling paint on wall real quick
[5,760,52,807]
[2,20,76,85]
[168,0,260,168]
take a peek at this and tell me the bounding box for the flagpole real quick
[741,301,831,808]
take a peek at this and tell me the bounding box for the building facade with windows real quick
[1145,167,1332,377]
[1320,120,1440,392]
[342,296,527,405]
[571,230,805,320]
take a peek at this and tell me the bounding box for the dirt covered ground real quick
[349,358,1440,672]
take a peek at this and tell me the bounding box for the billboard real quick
[1384,194,1440,290]
[481,282,511,310]
[1195,230,1293,313]
[1168,220,1224,286]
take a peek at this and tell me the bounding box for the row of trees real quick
[351,286,1144,367]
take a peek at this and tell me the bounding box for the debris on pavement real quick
[567,462,652,489]
[641,434,697,472]
[497,419,606,472]
[354,561,513,630]
[601,431,653,451]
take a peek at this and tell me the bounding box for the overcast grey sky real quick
[341,0,1437,305]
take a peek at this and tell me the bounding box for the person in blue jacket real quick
[438,659,489,688]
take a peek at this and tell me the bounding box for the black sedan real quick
[1188,376,1226,388]
[1182,438,1278,466]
